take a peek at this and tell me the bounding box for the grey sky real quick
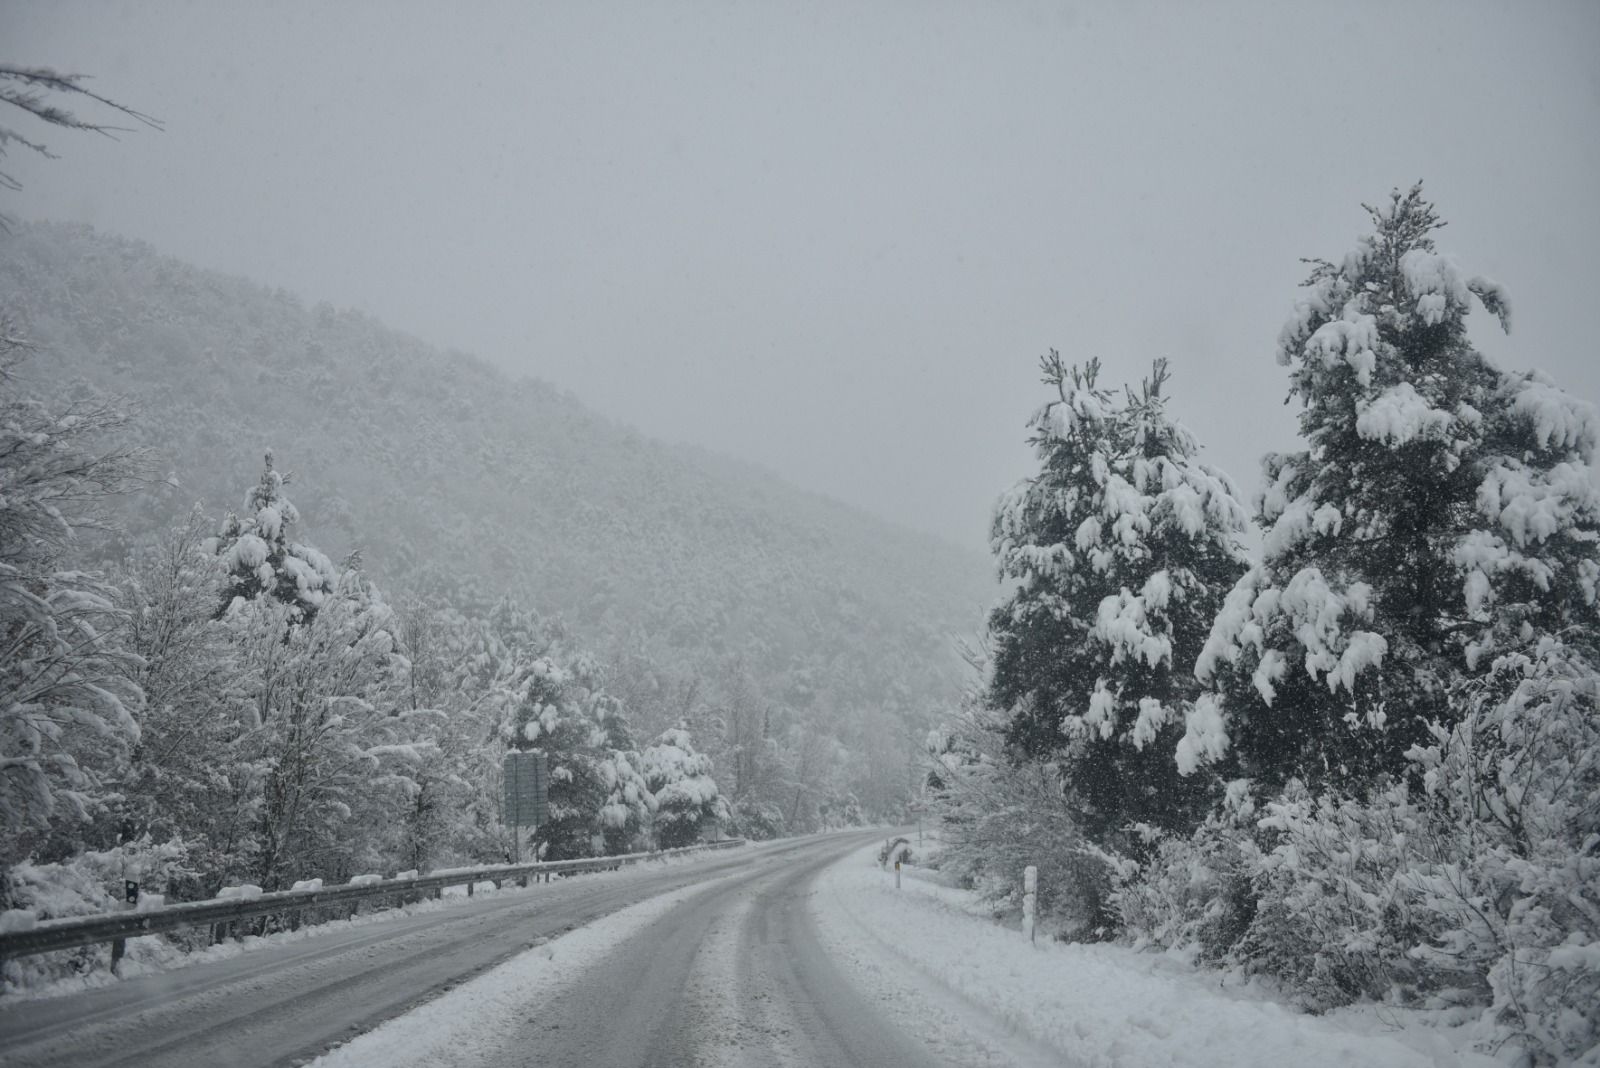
[5,0,1598,552]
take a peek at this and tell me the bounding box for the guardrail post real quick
[110,937,125,973]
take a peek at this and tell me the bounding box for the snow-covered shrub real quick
[1239,780,1467,1011]
[1234,636,1597,1065]
[932,705,1115,938]
[1,838,191,992]
[1110,786,1260,963]
[1413,640,1600,1065]
[727,796,785,841]
[6,838,190,921]
[1125,640,1598,1065]
[1121,780,1487,1010]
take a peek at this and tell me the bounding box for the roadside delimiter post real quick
[1022,865,1037,945]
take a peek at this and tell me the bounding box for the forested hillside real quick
[0,221,991,820]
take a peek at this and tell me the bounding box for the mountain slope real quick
[0,221,993,739]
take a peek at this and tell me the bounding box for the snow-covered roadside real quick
[308,873,737,1067]
[4,842,759,1004]
[810,843,1497,1068]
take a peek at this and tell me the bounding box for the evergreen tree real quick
[209,450,336,622]
[1189,184,1600,789]
[514,649,651,860]
[987,354,1248,842]
[642,724,725,848]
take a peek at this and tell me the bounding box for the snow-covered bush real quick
[1109,785,1260,964]
[931,704,1116,938]
[727,796,786,841]
[1,838,191,992]
[1123,640,1598,1064]
[1414,641,1600,1064]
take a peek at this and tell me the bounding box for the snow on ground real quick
[810,842,1497,1068]
[5,842,756,1003]
[308,873,737,1067]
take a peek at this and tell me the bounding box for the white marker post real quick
[1022,865,1037,945]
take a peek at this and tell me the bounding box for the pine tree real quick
[642,723,725,848]
[988,354,1248,842]
[1189,184,1600,789]
[513,649,642,860]
[209,451,336,622]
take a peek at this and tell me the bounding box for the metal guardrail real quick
[0,839,746,964]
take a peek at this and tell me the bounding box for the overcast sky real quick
[6,0,1598,552]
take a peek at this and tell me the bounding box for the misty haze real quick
[1,3,1597,1067]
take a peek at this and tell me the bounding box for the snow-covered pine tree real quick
[642,723,725,848]
[1189,184,1600,789]
[209,451,336,622]
[512,649,651,860]
[584,683,654,855]
[988,353,1248,841]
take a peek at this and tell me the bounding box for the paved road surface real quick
[0,835,870,1068]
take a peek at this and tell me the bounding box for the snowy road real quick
[398,830,937,1067]
[310,829,1058,1068]
[0,836,849,1068]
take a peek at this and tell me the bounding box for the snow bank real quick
[811,844,1493,1068]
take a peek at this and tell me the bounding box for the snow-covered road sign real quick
[502,750,549,828]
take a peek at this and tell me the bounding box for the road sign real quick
[502,750,549,828]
